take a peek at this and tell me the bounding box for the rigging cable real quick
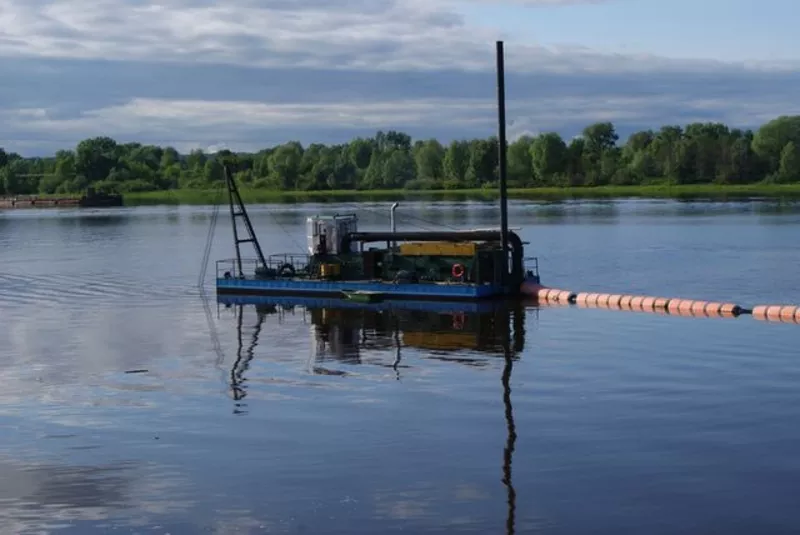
[198,183,224,288]
[266,208,306,253]
[200,285,226,373]
[196,182,226,384]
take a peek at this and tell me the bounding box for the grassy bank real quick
[123,183,800,206]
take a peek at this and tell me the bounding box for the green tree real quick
[4,115,800,196]
[413,139,445,187]
[507,136,535,187]
[443,140,470,187]
[752,116,800,174]
[777,142,800,183]
[75,136,119,183]
[531,133,567,185]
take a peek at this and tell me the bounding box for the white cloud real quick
[0,0,798,153]
[5,91,800,152]
[0,0,791,74]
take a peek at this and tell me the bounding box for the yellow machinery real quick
[399,241,477,256]
[320,263,341,278]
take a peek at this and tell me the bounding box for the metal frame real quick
[225,164,267,277]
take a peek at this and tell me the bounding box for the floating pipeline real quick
[532,287,575,304]
[573,293,743,319]
[520,283,800,325]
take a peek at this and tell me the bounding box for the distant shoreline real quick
[123,184,800,205]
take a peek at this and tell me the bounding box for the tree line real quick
[1,115,799,196]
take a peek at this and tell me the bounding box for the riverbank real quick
[122,183,800,205]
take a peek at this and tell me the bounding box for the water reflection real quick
[0,457,189,533]
[218,295,525,534]
[218,296,527,372]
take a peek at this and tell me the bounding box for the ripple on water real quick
[0,271,200,309]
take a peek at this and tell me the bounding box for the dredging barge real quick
[215,41,542,302]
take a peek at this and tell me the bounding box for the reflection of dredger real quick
[402,331,480,351]
[308,304,525,358]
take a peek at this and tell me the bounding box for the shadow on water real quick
[216,295,525,534]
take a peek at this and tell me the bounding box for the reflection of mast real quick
[392,315,402,380]
[501,306,518,535]
[230,304,266,407]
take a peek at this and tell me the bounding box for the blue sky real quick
[458,0,798,61]
[0,0,797,156]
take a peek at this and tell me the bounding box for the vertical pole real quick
[496,41,510,290]
[390,202,399,247]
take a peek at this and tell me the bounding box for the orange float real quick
[752,305,799,324]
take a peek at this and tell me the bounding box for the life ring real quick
[452,312,465,330]
[451,263,465,279]
[278,263,295,277]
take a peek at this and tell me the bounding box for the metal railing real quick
[523,256,539,279]
[216,255,312,280]
[217,254,359,280]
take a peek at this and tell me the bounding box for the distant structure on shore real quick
[0,187,123,209]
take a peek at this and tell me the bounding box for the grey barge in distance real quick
[0,188,123,209]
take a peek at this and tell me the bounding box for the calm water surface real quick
[1,199,800,534]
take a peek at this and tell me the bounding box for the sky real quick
[0,0,798,156]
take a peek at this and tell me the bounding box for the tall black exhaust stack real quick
[496,41,510,291]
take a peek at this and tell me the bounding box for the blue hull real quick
[216,277,503,300]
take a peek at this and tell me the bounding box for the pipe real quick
[390,202,399,248]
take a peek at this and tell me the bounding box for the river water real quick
[1,199,799,534]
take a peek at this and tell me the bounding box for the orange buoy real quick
[619,295,634,309]
[752,305,799,323]
[575,292,600,308]
[767,306,783,321]
[780,306,797,321]
[538,288,574,303]
[538,288,557,301]
[530,287,576,304]
[653,297,670,310]
[718,303,742,317]
[641,297,656,310]
[690,301,709,315]
[559,290,576,303]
